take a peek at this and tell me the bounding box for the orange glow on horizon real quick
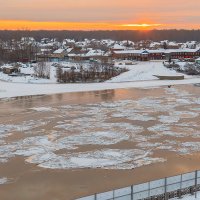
[121,23,162,27]
[0,20,199,31]
[0,20,165,30]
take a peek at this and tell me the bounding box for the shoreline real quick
[1,77,200,99]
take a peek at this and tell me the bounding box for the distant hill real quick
[0,30,200,42]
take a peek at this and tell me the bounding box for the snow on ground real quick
[108,61,188,82]
[0,61,200,98]
[0,64,57,84]
[0,61,200,99]
[1,77,200,99]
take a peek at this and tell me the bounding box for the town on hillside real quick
[0,37,200,83]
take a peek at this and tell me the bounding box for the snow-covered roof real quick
[113,49,148,54]
[149,42,161,48]
[41,49,52,52]
[112,44,125,50]
[53,49,65,54]
[66,48,73,53]
[85,49,105,57]
[168,41,178,46]
[114,48,200,55]
[2,65,15,69]
[64,39,75,43]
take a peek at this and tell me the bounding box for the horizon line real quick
[0,29,200,31]
[0,20,200,31]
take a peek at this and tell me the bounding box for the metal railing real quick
[77,170,200,200]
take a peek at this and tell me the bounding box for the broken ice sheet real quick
[148,124,171,133]
[158,115,180,124]
[126,114,156,122]
[171,111,199,119]
[36,149,165,170]
[58,131,129,147]
[30,107,55,112]
[165,88,192,97]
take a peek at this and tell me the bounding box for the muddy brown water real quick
[0,85,200,200]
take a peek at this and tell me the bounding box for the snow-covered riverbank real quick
[0,61,200,99]
[1,77,200,99]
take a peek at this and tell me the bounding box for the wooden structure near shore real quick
[153,75,184,80]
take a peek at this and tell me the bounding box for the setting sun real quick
[120,23,163,30]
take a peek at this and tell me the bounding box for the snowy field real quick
[0,61,200,99]
[108,61,188,82]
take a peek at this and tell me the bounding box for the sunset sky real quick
[0,0,199,30]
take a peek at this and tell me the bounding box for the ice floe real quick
[1,87,200,171]
[30,107,54,112]
[37,149,165,170]
[0,177,9,185]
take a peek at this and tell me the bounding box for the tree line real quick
[0,30,200,42]
[56,64,128,83]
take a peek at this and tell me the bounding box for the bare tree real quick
[34,62,50,78]
[56,66,63,82]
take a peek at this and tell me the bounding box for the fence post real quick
[94,193,97,200]
[148,181,150,198]
[164,177,167,200]
[179,173,183,199]
[180,174,183,190]
[195,170,198,199]
[113,189,114,200]
[131,185,133,200]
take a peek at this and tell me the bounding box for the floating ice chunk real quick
[171,111,199,119]
[30,107,54,112]
[165,88,191,97]
[176,99,192,105]
[14,136,68,157]
[14,147,47,157]
[136,142,162,149]
[0,177,9,185]
[148,124,171,133]
[137,97,176,111]
[38,149,160,170]
[26,152,58,164]
[133,157,166,168]
[100,100,134,108]
[181,142,200,152]
[59,131,129,146]
[158,115,180,124]
[127,114,156,122]
[177,122,198,127]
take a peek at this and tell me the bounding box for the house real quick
[165,49,200,60]
[112,49,152,61]
[67,47,89,61]
[50,49,67,62]
[2,65,19,74]
[112,48,200,61]
[111,44,126,52]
